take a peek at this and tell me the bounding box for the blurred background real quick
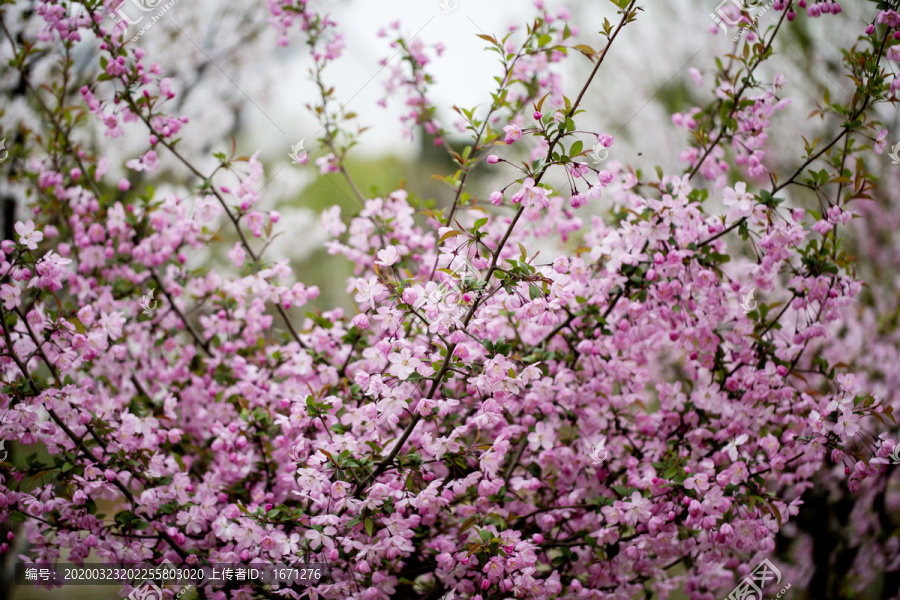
[1,0,899,597]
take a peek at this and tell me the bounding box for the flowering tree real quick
[0,0,899,599]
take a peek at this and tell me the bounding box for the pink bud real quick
[118,179,131,191]
[401,288,418,306]
[486,155,499,164]
[351,313,370,330]
[553,256,569,273]
[866,24,875,34]
[533,111,542,119]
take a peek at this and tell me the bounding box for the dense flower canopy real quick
[0,0,899,599]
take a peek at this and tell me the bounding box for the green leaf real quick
[570,140,583,156]
[364,517,374,537]
[460,516,477,533]
[67,317,86,335]
[439,230,463,243]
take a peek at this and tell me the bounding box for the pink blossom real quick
[684,473,710,492]
[722,434,749,461]
[228,243,246,268]
[874,128,888,154]
[0,284,21,310]
[354,276,386,305]
[510,178,551,208]
[246,211,265,237]
[305,526,337,550]
[14,221,43,250]
[722,181,754,217]
[527,421,556,451]
[315,153,339,174]
[388,348,421,380]
[503,123,522,144]
[125,150,159,173]
[375,246,401,266]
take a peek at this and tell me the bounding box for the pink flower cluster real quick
[0,1,898,600]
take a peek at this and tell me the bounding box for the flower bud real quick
[553,256,569,273]
[351,313,370,330]
[401,288,418,306]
